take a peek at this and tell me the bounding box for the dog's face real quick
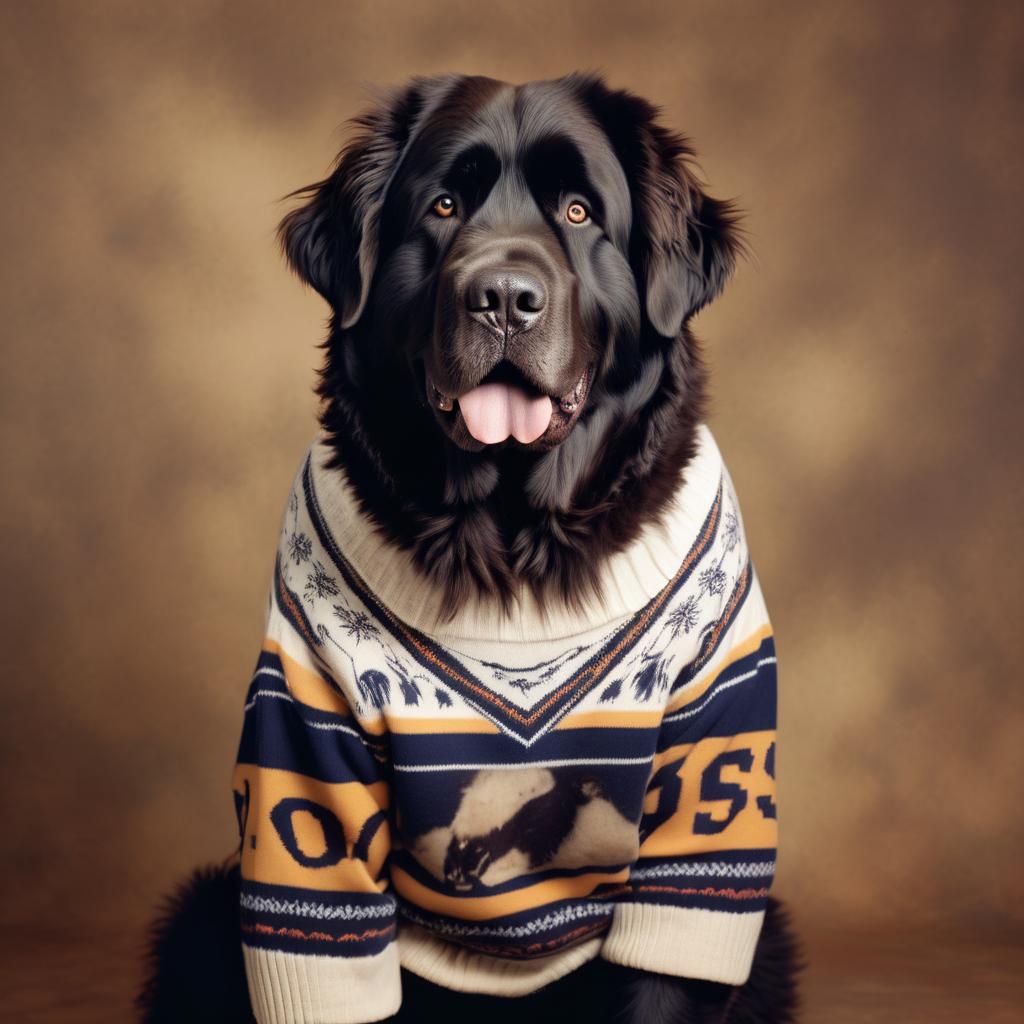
[279,73,740,456]
[372,79,637,452]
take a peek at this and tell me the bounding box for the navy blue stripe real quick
[659,637,777,749]
[236,681,387,786]
[253,648,285,673]
[389,724,660,769]
[242,671,287,705]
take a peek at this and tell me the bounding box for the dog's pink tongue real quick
[458,382,553,444]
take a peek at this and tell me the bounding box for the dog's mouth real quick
[426,361,592,448]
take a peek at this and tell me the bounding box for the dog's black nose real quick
[464,267,546,335]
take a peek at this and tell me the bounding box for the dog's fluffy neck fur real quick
[316,320,707,620]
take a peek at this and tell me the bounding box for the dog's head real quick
[278,73,740,455]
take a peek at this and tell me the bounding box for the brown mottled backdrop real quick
[2,0,1022,1018]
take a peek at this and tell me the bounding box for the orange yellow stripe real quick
[384,708,664,736]
[553,709,664,731]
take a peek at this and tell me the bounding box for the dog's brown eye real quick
[566,201,589,224]
[433,195,456,218]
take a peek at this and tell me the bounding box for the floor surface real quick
[1,925,1020,1022]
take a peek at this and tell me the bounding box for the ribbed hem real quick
[601,904,764,985]
[242,943,401,1023]
[398,922,604,996]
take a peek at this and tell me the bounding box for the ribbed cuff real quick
[601,904,764,985]
[243,942,401,1023]
[398,921,604,996]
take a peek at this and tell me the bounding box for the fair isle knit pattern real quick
[233,425,778,1024]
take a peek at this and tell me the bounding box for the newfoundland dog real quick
[138,72,799,1024]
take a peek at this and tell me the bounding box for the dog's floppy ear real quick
[575,76,744,338]
[276,84,424,329]
[635,124,744,337]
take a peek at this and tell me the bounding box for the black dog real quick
[139,73,799,1023]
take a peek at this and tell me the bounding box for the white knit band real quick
[602,904,765,985]
[242,943,401,1024]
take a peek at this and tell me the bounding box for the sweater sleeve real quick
[602,544,778,985]
[231,561,400,1022]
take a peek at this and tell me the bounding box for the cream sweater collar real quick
[306,424,724,645]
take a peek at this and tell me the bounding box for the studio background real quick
[2,1,1021,1019]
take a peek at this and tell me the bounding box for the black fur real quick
[138,862,799,1023]
[136,858,254,1024]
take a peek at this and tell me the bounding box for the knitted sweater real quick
[233,424,778,1024]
